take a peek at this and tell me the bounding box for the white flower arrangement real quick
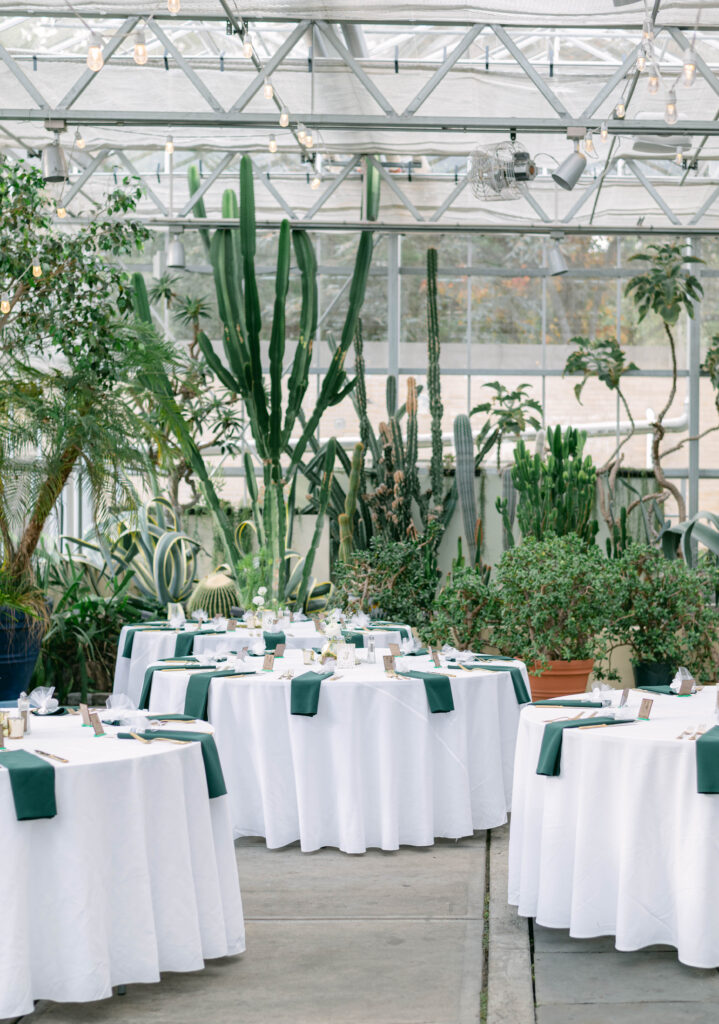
[252,595,265,607]
[258,586,267,596]
[324,620,343,640]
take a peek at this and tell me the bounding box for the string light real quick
[86,32,103,72]
[167,0,181,14]
[665,90,678,125]
[268,134,277,153]
[584,132,597,158]
[675,147,684,165]
[1,294,10,315]
[615,101,626,118]
[263,79,274,100]
[56,206,67,218]
[600,121,608,141]
[305,128,314,149]
[279,106,289,128]
[243,33,253,58]
[133,30,148,66]
[647,73,659,94]
[642,19,654,42]
[297,123,307,144]
[75,129,86,149]
[683,47,697,87]
[636,51,647,73]
[165,135,174,154]
[32,256,42,279]
[310,171,321,190]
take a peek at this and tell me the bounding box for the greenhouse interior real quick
[5,1,719,1022]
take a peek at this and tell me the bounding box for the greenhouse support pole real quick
[387,233,400,381]
[687,237,701,519]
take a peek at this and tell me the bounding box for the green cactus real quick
[187,568,241,618]
[453,414,478,565]
[426,248,444,506]
[339,442,365,561]
[293,438,336,610]
[386,375,397,418]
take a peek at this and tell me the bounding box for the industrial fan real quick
[467,140,537,200]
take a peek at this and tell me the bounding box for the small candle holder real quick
[8,716,25,739]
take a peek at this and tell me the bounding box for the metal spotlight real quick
[41,138,68,183]
[551,143,586,191]
[166,236,186,269]
[548,241,568,277]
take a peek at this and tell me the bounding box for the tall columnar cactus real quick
[386,375,397,419]
[426,248,444,507]
[183,154,379,601]
[454,414,478,565]
[339,442,365,561]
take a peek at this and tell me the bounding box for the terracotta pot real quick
[527,659,595,701]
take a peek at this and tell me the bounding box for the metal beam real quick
[580,43,640,118]
[257,171,296,218]
[58,17,140,110]
[115,151,168,216]
[303,155,361,220]
[314,19,396,116]
[520,183,551,222]
[403,24,485,116]
[146,18,224,113]
[0,40,48,108]
[666,27,719,101]
[230,19,310,112]
[62,147,111,206]
[689,183,719,225]
[492,24,569,117]
[561,171,609,223]
[367,155,424,221]
[625,158,681,225]
[178,152,235,217]
[429,175,470,222]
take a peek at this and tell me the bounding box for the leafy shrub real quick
[420,566,496,650]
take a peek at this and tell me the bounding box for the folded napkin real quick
[397,670,454,713]
[122,624,174,658]
[532,699,605,708]
[370,621,411,641]
[31,706,68,716]
[696,726,719,793]
[184,668,256,720]
[537,718,633,776]
[148,713,197,722]
[173,628,219,659]
[637,685,691,696]
[138,660,199,710]
[263,630,286,651]
[118,731,227,798]
[290,670,334,716]
[0,749,57,820]
[342,629,367,647]
[449,661,531,705]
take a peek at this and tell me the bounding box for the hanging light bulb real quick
[615,100,626,118]
[584,132,597,158]
[600,120,608,141]
[311,171,321,190]
[167,0,181,14]
[675,147,684,165]
[86,32,103,72]
[279,106,289,128]
[636,51,647,73]
[56,205,67,218]
[243,33,253,58]
[683,47,697,87]
[1,294,10,315]
[263,79,274,100]
[75,129,86,150]
[642,19,654,42]
[165,135,174,155]
[665,90,678,125]
[647,73,659,94]
[32,256,42,279]
[297,123,307,144]
[268,133,277,154]
[305,128,314,149]
[133,30,148,66]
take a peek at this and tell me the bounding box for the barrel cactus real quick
[187,567,241,618]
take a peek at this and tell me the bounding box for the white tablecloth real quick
[0,714,245,1019]
[508,686,719,967]
[146,650,528,854]
[113,622,407,708]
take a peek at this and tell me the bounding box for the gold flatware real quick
[34,749,69,764]
[129,731,151,743]
[577,723,609,730]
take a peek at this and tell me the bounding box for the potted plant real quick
[0,159,169,699]
[489,533,617,699]
[613,544,717,685]
[421,565,496,651]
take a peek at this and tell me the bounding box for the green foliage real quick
[702,334,719,414]
[489,534,617,671]
[426,247,445,505]
[471,381,543,470]
[420,566,496,651]
[612,544,718,677]
[332,523,442,628]
[499,425,598,545]
[0,159,168,587]
[339,443,365,562]
[453,414,479,564]
[626,243,703,326]
[564,336,638,404]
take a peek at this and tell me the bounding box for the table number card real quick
[274,643,286,658]
[388,642,401,657]
[313,616,323,633]
[89,712,105,736]
[383,654,396,674]
[619,689,629,708]
[79,703,91,726]
[679,674,695,695]
[262,652,275,672]
[337,643,356,669]
[303,648,315,665]
[638,697,653,720]
[227,619,238,631]
[429,647,441,667]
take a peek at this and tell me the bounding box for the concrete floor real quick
[20,826,719,1024]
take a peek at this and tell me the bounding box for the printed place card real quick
[303,648,315,665]
[638,697,653,720]
[388,642,401,657]
[337,643,356,669]
[430,648,441,667]
[79,702,91,726]
[274,643,286,658]
[383,654,396,674]
[89,712,105,736]
[679,674,695,695]
[227,619,238,631]
[262,652,275,672]
[619,688,629,708]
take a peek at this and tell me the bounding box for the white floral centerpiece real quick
[318,608,345,662]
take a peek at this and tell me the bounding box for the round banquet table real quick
[146,649,529,854]
[0,713,245,1020]
[113,621,408,709]
[508,685,719,968]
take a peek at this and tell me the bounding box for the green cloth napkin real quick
[397,670,454,713]
[147,713,197,722]
[537,718,633,776]
[138,659,199,710]
[173,628,219,658]
[342,629,367,647]
[263,630,286,651]
[122,625,173,658]
[637,685,691,696]
[184,668,256,720]
[696,726,719,793]
[449,661,531,705]
[370,621,411,641]
[532,699,605,708]
[118,731,227,798]
[290,670,333,716]
[0,749,57,821]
